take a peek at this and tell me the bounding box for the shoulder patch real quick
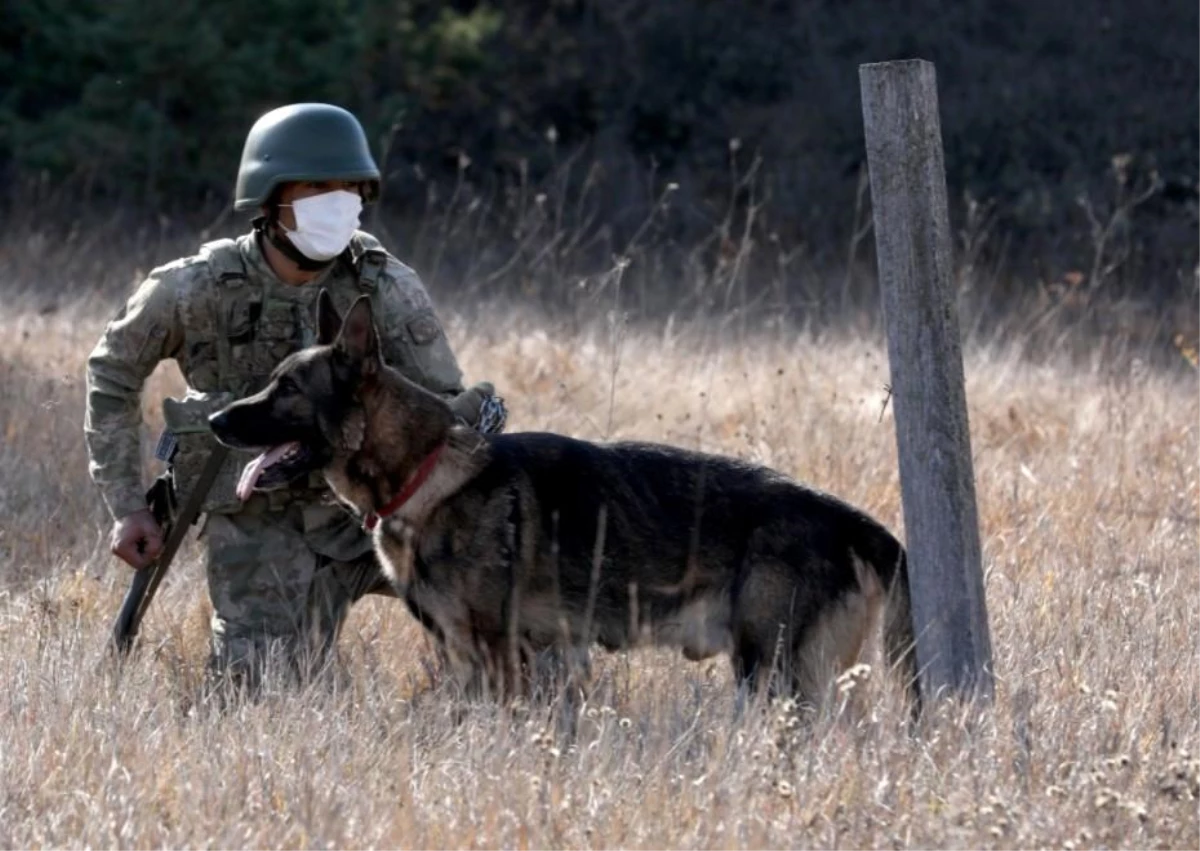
[406,311,443,345]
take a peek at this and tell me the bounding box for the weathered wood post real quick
[859,59,994,701]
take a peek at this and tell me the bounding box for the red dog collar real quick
[363,443,445,531]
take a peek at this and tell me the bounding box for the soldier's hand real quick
[110,509,164,569]
[448,381,507,434]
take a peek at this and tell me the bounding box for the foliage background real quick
[2,0,1197,321]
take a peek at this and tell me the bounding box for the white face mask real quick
[280,190,363,261]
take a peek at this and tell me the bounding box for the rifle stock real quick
[110,444,230,656]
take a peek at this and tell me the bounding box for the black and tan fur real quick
[210,292,920,711]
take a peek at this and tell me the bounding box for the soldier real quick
[85,103,506,689]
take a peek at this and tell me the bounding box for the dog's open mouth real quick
[235,441,315,500]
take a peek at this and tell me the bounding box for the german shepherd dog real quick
[209,292,919,711]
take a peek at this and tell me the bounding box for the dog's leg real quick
[788,564,884,716]
[482,633,530,704]
[435,614,490,704]
[446,649,484,701]
[564,643,593,697]
[548,644,590,739]
[730,635,776,721]
[729,552,794,717]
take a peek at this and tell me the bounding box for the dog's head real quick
[209,290,453,501]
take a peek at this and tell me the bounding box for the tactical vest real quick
[200,233,388,393]
[163,233,389,514]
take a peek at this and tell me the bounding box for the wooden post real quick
[859,59,994,701]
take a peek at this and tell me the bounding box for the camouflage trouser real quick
[200,496,395,691]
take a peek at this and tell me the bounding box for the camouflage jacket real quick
[85,229,466,527]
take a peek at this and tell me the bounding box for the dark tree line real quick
[2,0,1196,310]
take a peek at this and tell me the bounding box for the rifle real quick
[110,444,230,656]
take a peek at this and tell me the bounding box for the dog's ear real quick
[335,295,380,375]
[315,289,343,346]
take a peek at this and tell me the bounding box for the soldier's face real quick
[273,180,365,230]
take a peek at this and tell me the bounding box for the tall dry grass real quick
[0,225,1196,849]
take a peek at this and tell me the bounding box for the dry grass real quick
[0,243,1196,849]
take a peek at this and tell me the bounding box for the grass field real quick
[0,229,1196,848]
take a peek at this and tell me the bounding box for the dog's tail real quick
[881,545,921,714]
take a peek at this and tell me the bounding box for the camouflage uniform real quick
[85,227,479,684]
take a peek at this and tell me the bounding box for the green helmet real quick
[234,103,381,211]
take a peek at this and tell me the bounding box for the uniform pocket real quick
[405,310,443,346]
[162,393,252,515]
[225,296,260,345]
[202,511,318,634]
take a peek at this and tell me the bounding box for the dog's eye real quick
[275,378,297,396]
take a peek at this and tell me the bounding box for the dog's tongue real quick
[236,442,301,501]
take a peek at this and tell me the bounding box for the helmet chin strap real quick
[252,215,336,272]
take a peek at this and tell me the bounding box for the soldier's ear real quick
[335,295,380,375]
[315,289,342,345]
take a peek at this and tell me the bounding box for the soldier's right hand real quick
[110,509,164,569]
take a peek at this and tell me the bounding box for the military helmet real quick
[234,103,381,211]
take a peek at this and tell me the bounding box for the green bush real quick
[0,0,499,205]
